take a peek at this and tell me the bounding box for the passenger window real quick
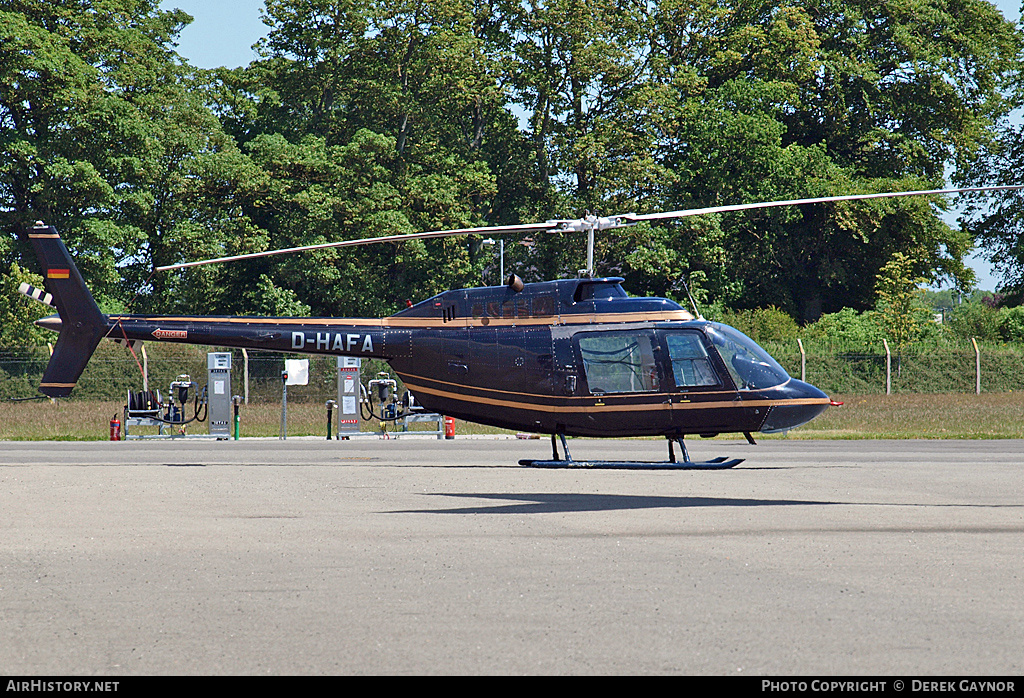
[665,332,719,388]
[578,331,660,394]
[516,298,529,317]
[533,295,555,317]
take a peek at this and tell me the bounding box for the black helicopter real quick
[23,186,1019,468]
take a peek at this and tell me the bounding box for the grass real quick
[0,399,514,441]
[3,393,1024,441]
[767,392,1024,440]
[2,390,1024,440]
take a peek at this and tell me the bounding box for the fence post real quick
[972,337,981,394]
[797,338,806,382]
[882,339,891,395]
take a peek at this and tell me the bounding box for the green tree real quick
[962,128,1024,301]
[648,0,1017,320]
[0,262,49,348]
[874,252,931,371]
[0,0,269,316]
[0,1,193,303]
[211,0,527,312]
[5,0,1019,325]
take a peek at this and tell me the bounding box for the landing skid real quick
[519,434,744,470]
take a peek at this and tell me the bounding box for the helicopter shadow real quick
[400,492,837,515]
[399,493,1024,516]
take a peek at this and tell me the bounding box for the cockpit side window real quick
[664,332,720,388]
[578,331,660,394]
[706,323,790,390]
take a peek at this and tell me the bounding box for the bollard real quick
[232,395,242,440]
[326,400,337,440]
[280,371,288,440]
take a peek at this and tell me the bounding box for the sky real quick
[160,0,1024,291]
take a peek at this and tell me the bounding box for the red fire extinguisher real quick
[444,416,455,440]
[110,414,121,441]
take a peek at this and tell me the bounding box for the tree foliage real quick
[874,251,931,361]
[0,261,49,348]
[2,0,1022,329]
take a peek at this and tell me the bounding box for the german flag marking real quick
[47,268,70,279]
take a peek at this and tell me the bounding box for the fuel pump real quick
[363,373,398,436]
[123,374,208,438]
[359,371,445,439]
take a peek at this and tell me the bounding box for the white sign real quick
[284,359,309,386]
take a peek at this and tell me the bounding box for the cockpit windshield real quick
[706,323,790,390]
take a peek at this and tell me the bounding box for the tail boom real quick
[27,224,409,397]
[104,315,397,360]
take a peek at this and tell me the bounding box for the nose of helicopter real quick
[759,379,832,433]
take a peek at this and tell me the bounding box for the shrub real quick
[999,306,1024,343]
[946,302,1003,341]
[719,306,800,342]
[802,308,884,346]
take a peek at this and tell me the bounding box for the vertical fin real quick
[26,223,107,397]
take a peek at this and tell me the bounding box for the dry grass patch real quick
[3,393,1024,441]
[780,392,1024,439]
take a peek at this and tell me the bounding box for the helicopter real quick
[22,185,1022,468]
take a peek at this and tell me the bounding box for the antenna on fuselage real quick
[680,275,704,320]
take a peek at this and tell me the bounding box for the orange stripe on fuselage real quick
[105,309,694,329]
[402,379,830,414]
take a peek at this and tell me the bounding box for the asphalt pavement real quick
[1,436,1021,675]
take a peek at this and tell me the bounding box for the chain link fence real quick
[0,343,395,403]
[763,341,1024,394]
[4,339,1024,402]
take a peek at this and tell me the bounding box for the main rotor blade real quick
[619,185,1024,223]
[157,184,1024,272]
[155,221,560,271]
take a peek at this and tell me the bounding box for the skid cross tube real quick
[521,435,743,470]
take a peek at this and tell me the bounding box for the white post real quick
[241,348,249,405]
[797,338,806,382]
[280,378,287,439]
[883,339,891,395]
[141,343,148,393]
[972,337,981,394]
